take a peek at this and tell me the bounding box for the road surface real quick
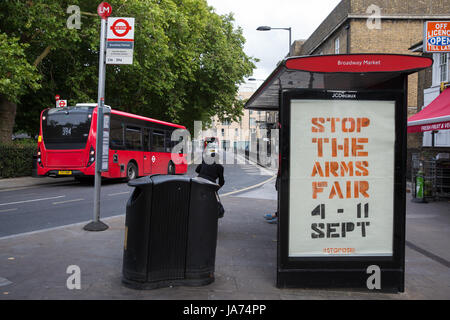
[0,152,275,238]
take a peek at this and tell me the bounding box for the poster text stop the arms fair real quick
[310,117,371,243]
[288,100,395,257]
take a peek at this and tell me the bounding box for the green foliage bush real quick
[0,140,37,178]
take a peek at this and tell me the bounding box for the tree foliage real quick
[0,33,41,103]
[0,0,256,137]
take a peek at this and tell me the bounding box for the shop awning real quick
[407,88,450,133]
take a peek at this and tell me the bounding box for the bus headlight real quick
[37,147,43,167]
[87,146,95,167]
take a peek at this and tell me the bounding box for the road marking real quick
[52,198,84,205]
[107,191,130,196]
[235,153,277,176]
[0,277,12,287]
[0,166,276,239]
[0,195,65,207]
[0,208,18,213]
[221,175,276,197]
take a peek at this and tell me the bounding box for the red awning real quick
[407,88,450,133]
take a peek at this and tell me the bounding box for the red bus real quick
[36,103,188,180]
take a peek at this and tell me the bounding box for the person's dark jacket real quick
[195,161,225,188]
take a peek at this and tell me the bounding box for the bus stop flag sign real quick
[106,17,135,64]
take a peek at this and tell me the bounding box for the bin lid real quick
[245,54,433,111]
[191,177,220,192]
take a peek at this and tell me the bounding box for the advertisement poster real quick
[288,99,395,257]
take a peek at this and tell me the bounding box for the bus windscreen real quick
[42,107,93,150]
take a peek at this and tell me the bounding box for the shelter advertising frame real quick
[244,54,433,292]
[278,89,406,292]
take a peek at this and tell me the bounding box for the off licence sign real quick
[424,21,450,52]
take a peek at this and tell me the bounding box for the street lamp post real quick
[256,26,292,56]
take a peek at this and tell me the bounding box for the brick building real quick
[292,0,450,151]
[206,91,254,152]
[409,41,450,150]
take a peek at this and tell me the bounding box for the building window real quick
[440,53,448,83]
[235,128,239,136]
[335,38,340,54]
[221,128,225,136]
[222,118,231,126]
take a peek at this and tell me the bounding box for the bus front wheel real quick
[126,162,138,181]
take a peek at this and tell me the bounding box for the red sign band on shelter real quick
[285,54,433,73]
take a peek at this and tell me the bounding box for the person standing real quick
[195,153,225,188]
[196,152,225,218]
[264,166,280,224]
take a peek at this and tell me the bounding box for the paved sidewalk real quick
[0,176,449,299]
[0,176,74,191]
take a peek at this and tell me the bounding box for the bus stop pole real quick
[84,15,109,232]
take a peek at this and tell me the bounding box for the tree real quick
[0,33,41,141]
[1,0,256,140]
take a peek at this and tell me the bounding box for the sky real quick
[206,0,342,91]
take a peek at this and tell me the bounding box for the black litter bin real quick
[122,174,221,289]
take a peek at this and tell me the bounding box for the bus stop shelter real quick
[245,54,432,292]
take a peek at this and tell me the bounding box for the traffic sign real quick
[97,2,112,19]
[110,18,132,38]
[57,100,67,108]
[424,21,450,52]
[107,17,135,41]
[55,94,60,101]
[106,17,135,65]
